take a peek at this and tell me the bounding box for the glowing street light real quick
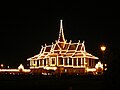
[101,46,106,52]
[7,66,9,69]
[1,64,4,69]
[100,45,106,73]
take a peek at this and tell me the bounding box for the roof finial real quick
[83,40,85,44]
[58,19,65,42]
[45,43,47,46]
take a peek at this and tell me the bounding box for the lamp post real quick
[100,45,106,73]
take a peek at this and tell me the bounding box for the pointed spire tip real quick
[60,19,63,29]
[60,19,63,21]
[58,19,65,42]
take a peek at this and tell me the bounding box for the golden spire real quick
[58,19,65,42]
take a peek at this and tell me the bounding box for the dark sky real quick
[0,2,115,71]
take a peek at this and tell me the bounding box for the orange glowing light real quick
[100,46,106,51]
[1,64,3,67]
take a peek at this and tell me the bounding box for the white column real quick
[67,58,69,66]
[72,58,73,66]
[77,58,78,66]
[30,60,32,67]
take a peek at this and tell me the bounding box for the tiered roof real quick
[27,20,98,61]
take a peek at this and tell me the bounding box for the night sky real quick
[0,3,115,75]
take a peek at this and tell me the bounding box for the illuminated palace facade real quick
[27,20,101,75]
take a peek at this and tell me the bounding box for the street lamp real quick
[1,64,4,69]
[100,45,106,73]
[101,46,106,52]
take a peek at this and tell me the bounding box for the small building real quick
[27,20,102,75]
[0,64,30,74]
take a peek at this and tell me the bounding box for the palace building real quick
[27,20,103,75]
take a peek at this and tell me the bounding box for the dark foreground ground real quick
[0,73,113,90]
